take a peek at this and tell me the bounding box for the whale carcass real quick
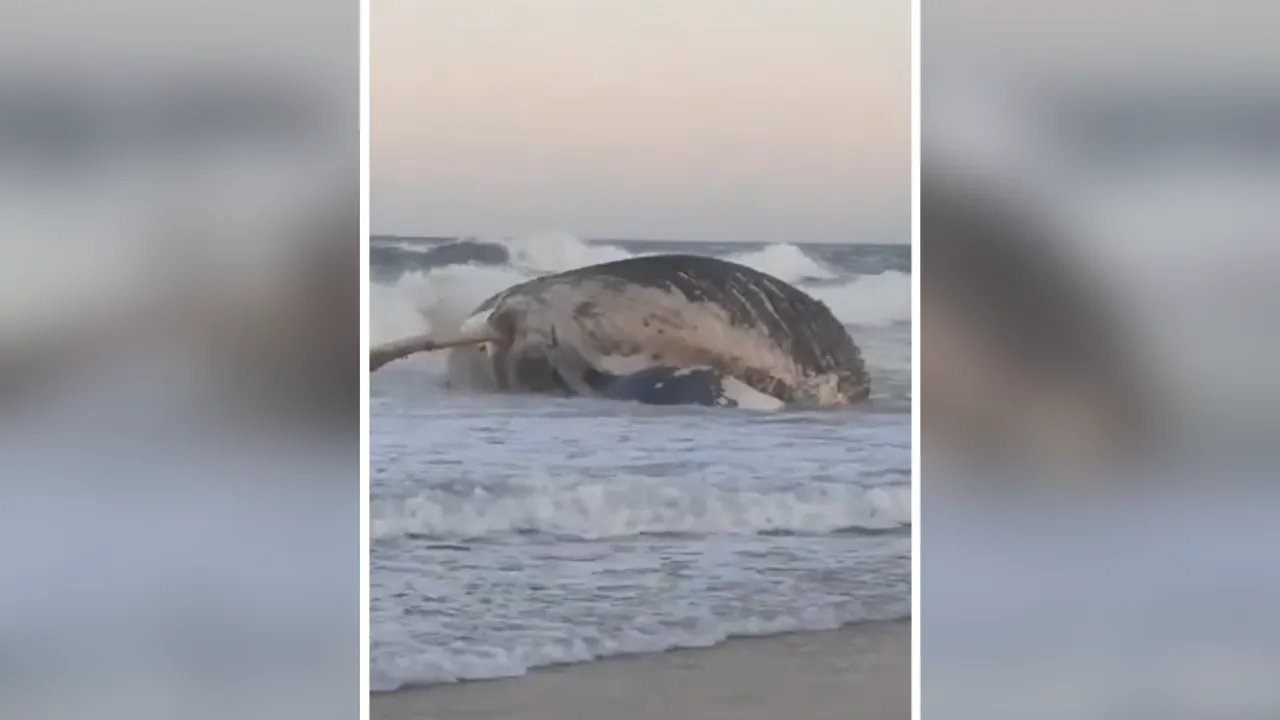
[371,254,871,409]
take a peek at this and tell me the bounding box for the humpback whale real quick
[370,254,871,409]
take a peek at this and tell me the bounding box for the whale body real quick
[372,254,870,409]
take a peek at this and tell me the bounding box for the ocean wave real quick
[370,601,907,691]
[809,270,912,328]
[725,242,838,283]
[371,478,910,541]
[503,230,634,273]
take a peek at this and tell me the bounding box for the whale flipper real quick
[370,328,501,371]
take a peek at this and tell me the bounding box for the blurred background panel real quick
[0,1,358,719]
[922,1,1280,718]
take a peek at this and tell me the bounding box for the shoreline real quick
[372,619,910,720]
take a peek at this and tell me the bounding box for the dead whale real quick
[371,254,871,408]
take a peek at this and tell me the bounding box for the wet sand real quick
[371,620,910,720]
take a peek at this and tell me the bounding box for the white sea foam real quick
[504,230,634,273]
[809,270,913,328]
[371,477,910,541]
[370,598,906,691]
[726,242,837,283]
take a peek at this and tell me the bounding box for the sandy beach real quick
[371,620,910,720]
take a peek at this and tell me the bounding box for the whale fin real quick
[370,329,501,371]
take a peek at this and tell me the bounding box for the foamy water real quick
[369,232,911,691]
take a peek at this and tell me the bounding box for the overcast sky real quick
[372,0,909,243]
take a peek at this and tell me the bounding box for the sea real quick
[369,231,912,691]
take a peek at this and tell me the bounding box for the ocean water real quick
[369,232,912,691]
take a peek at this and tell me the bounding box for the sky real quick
[372,0,909,243]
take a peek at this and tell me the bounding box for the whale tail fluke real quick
[370,329,500,372]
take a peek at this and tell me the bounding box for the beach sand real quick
[371,619,910,720]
